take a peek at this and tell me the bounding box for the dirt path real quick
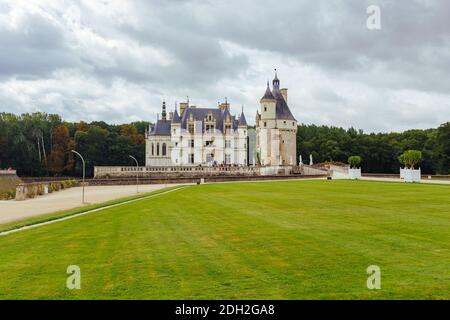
[0,184,185,225]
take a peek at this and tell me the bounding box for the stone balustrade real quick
[94,165,330,178]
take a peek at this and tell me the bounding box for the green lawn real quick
[0,180,449,299]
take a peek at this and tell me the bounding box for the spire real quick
[161,101,167,121]
[172,108,181,123]
[238,105,247,126]
[260,80,275,101]
[273,68,280,90]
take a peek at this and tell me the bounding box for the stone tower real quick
[256,71,297,166]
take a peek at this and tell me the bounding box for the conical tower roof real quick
[238,106,247,126]
[260,81,275,101]
[172,108,181,123]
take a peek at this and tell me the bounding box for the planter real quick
[400,168,421,183]
[348,168,361,179]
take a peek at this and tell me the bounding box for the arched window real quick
[162,143,167,156]
[157,143,160,156]
[151,143,154,156]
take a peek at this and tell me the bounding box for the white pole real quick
[71,150,85,204]
[129,155,139,194]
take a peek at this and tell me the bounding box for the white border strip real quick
[0,186,188,236]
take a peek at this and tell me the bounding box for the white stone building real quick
[256,72,298,166]
[145,100,248,166]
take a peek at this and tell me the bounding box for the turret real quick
[260,81,276,121]
[238,105,247,127]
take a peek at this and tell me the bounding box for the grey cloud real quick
[0,0,449,132]
[0,10,76,79]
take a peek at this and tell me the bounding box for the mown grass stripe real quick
[0,186,189,236]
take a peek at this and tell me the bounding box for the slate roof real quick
[260,74,296,121]
[172,109,181,123]
[260,81,275,101]
[238,111,247,126]
[180,106,241,133]
[272,86,296,121]
[148,119,171,136]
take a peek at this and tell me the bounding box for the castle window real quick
[189,154,194,164]
[151,143,154,156]
[162,143,167,156]
[190,139,194,148]
[264,107,267,112]
[225,140,231,148]
[225,154,231,164]
[284,121,286,125]
[156,143,160,156]
[264,122,267,127]
[293,122,295,126]
[188,124,194,134]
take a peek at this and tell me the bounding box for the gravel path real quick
[0,184,185,225]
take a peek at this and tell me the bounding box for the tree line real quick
[0,112,148,177]
[296,122,450,174]
[1,112,449,176]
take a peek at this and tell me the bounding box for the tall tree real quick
[434,122,450,174]
[48,125,70,175]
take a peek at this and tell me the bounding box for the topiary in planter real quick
[348,156,362,169]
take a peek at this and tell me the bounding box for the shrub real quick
[348,156,362,169]
[36,184,45,196]
[0,189,16,200]
[49,182,58,192]
[26,185,37,198]
[320,161,347,167]
[399,150,423,169]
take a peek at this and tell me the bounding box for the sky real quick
[0,0,449,132]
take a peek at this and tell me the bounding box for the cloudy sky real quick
[0,0,449,132]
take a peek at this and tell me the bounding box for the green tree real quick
[348,156,362,168]
[434,122,450,174]
[399,150,423,169]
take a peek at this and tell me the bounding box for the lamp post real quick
[71,150,85,204]
[129,155,139,194]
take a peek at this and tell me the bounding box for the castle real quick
[145,100,248,166]
[145,71,297,167]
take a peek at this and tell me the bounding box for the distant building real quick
[145,100,248,166]
[256,72,297,166]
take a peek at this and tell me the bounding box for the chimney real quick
[180,102,188,115]
[280,88,288,102]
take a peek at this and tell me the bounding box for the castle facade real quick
[145,100,248,166]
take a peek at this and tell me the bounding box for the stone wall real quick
[94,165,330,179]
